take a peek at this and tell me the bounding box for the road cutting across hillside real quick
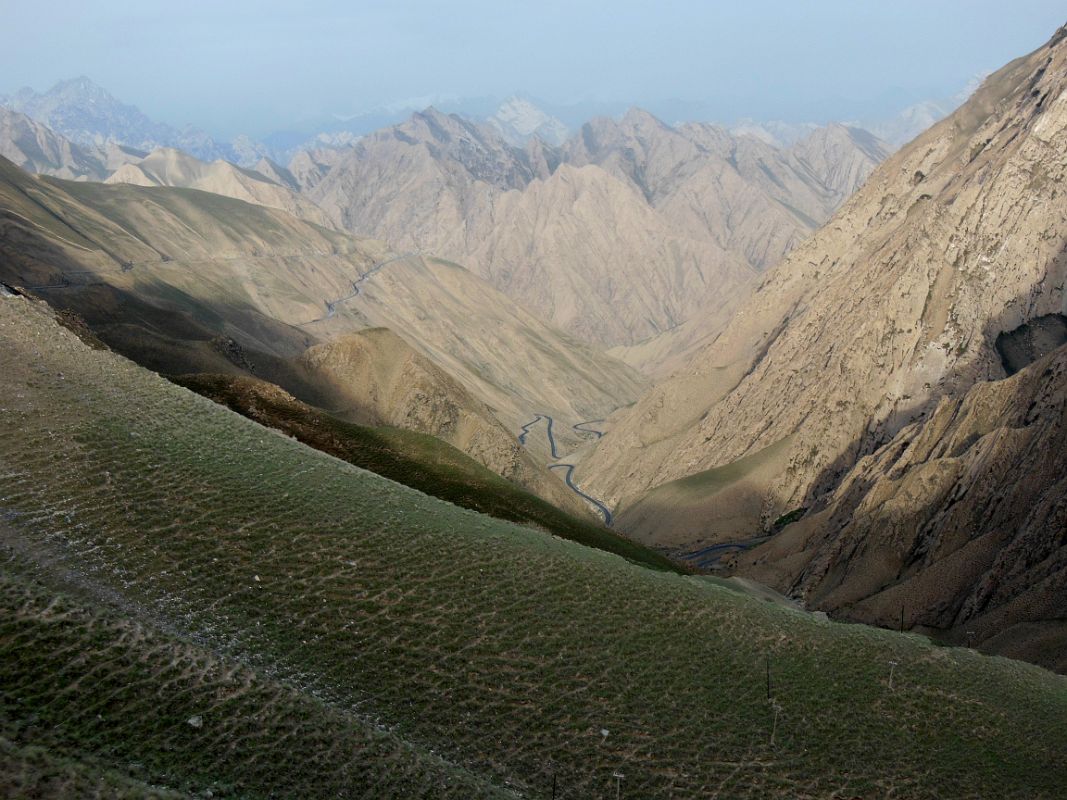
[300,252,420,324]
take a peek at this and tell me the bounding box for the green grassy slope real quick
[2,294,1066,799]
[0,733,191,800]
[173,372,681,572]
[0,565,516,800]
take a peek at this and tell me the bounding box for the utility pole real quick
[899,603,905,633]
[766,654,771,701]
[551,772,557,800]
[612,771,625,799]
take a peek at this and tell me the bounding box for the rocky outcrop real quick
[739,343,1067,673]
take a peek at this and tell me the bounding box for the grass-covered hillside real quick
[174,372,680,572]
[2,292,1066,799]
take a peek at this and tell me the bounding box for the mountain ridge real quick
[307,105,889,350]
[582,25,1067,521]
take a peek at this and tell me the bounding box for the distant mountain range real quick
[0,75,971,170]
[0,76,237,162]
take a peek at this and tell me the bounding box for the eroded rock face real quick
[582,26,1067,548]
[739,344,1067,673]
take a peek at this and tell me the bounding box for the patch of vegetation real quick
[656,436,793,497]
[771,507,808,531]
[0,571,515,799]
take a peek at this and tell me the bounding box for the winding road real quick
[299,252,419,326]
[518,414,614,526]
[548,464,614,526]
[517,413,561,459]
[572,419,605,439]
[679,537,771,570]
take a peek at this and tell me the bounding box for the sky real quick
[1,0,1064,137]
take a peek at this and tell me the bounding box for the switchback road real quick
[518,413,613,526]
[572,419,605,438]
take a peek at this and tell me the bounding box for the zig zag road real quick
[517,413,560,459]
[517,414,612,526]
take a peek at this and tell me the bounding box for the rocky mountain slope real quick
[739,340,1067,673]
[106,146,332,227]
[581,26,1067,593]
[294,327,591,514]
[787,123,892,199]
[565,111,887,271]
[300,252,646,455]
[0,156,638,507]
[304,107,889,350]
[2,290,1065,798]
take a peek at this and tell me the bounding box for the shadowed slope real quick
[739,343,1067,673]
[0,155,640,506]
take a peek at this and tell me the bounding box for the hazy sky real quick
[2,1,1064,136]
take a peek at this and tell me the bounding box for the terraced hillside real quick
[2,288,1066,797]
